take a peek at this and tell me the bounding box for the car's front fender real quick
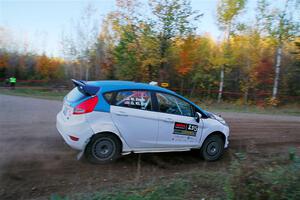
[199,118,230,148]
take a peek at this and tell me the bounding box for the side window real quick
[114,90,152,111]
[156,93,193,117]
[103,92,114,104]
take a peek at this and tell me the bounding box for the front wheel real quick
[200,134,224,161]
[85,133,121,164]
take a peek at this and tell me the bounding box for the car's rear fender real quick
[86,112,131,152]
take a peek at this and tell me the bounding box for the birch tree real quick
[216,0,246,102]
[257,0,299,101]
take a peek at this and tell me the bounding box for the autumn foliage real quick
[0,0,299,105]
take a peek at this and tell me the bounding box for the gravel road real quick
[0,94,299,200]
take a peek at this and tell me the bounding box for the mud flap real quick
[77,151,84,160]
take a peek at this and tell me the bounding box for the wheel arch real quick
[200,131,226,147]
[85,131,126,152]
[208,131,226,143]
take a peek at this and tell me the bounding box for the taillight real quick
[73,96,98,115]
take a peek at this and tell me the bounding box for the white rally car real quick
[56,80,229,164]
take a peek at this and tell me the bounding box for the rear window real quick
[66,87,87,102]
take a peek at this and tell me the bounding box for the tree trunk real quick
[79,64,83,79]
[180,78,184,95]
[217,67,224,103]
[159,36,169,82]
[190,81,196,97]
[272,46,282,99]
[244,61,250,104]
[218,23,231,103]
[85,66,89,81]
[244,87,248,104]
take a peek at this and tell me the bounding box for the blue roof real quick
[87,80,176,94]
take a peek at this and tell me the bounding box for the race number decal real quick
[173,122,198,136]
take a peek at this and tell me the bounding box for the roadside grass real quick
[50,170,226,200]
[1,87,300,116]
[0,87,68,101]
[50,152,300,200]
[209,103,300,116]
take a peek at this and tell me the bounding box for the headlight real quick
[215,115,228,126]
[216,118,228,126]
[208,112,228,126]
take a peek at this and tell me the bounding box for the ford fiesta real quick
[56,80,229,164]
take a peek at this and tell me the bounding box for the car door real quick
[110,90,158,148]
[155,92,203,148]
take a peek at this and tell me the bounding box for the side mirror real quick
[195,112,202,123]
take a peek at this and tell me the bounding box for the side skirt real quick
[121,147,197,155]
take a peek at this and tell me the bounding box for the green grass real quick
[193,100,300,116]
[50,170,226,200]
[0,87,67,101]
[209,103,300,116]
[49,154,300,200]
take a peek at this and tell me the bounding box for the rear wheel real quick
[85,133,121,164]
[200,134,224,161]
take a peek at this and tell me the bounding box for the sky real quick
[0,0,271,57]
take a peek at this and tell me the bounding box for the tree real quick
[281,37,300,99]
[230,30,263,103]
[172,35,201,93]
[114,25,141,80]
[107,0,144,81]
[90,12,123,80]
[138,22,161,82]
[0,50,9,78]
[61,4,99,80]
[105,0,162,82]
[257,0,299,100]
[149,0,202,82]
[216,0,246,102]
[36,54,51,79]
[190,35,220,97]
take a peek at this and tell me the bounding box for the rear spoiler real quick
[71,79,100,96]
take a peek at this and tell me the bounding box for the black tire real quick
[200,134,224,161]
[85,133,121,164]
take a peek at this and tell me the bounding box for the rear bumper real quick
[56,111,94,150]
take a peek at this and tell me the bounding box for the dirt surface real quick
[0,94,300,200]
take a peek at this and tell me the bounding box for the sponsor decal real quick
[124,97,149,108]
[173,122,198,136]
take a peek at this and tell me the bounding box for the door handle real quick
[163,118,174,123]
[115,111,128,116]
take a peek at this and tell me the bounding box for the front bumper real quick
[56,111,94,150]
[223,126,230,148]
